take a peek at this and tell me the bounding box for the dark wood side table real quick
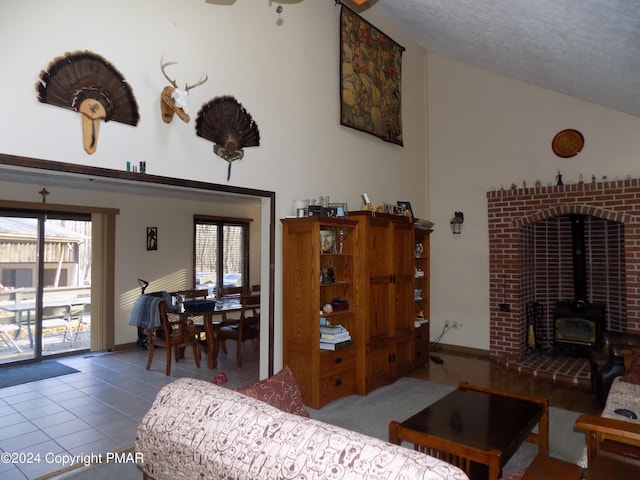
[521,454,583,480]
[389,381,549,480]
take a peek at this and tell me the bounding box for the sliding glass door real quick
[0,212,91,365]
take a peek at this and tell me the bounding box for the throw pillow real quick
[620,347,640,385]
[235,365,310,417]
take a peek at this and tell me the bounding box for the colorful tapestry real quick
[340,6,404,146]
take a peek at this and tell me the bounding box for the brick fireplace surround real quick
[488,178,640,364]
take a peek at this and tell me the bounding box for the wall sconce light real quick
[450,211,464,234]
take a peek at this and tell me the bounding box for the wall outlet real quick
[453,321,462,329]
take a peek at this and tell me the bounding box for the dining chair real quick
[42,305,73,346]
[73,303,91,342]
[0,321,22,352]
[218,293,260,367]
[177,289,212,344]
[146,300,201,375]
[217,286,245,298]
[179,289,209,300]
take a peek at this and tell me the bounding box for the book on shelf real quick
[320,331,352,342]
[320,339,353,351]
[320,324,347,334]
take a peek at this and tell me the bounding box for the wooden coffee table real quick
[389,381,549,480]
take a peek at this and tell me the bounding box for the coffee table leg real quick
[537,402,549,456]
[389,421,400,445]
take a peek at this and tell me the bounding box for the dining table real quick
[0,299,90,348]
[177,297,242,369]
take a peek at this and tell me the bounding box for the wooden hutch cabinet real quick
[413,225,432,367]
[350,211,415,395]
[281,216,358,409]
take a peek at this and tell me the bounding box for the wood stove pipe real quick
[570,214,587,303]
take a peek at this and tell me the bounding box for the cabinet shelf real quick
[320,281,351,287]
[413,226,432,368]
[320,310,352,318]
[282,216,357,409]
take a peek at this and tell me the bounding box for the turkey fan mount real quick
[36,51,139,154]
[195,96,260,180]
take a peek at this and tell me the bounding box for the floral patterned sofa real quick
[135,373,469,480]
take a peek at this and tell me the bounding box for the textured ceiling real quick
[370,0,640,119]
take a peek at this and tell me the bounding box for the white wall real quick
[0,1,428,370]
[427,53,640,351]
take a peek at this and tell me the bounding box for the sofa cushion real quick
[235,365,310,417]
[620,348,640,385]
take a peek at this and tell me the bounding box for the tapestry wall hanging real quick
[340,6,404,146]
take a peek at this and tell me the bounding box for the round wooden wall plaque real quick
[552,129,584,158]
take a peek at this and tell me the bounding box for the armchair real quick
[575,414,640,478]
[591,331,640,405]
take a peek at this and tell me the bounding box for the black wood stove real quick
[553,300,605,357]
[552,215,606,357]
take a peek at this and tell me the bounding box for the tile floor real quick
[0,342,591,479]
[0,343,258,479]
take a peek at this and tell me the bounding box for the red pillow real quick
[235,366,310,417]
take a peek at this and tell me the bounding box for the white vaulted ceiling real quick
[370,0,640,119]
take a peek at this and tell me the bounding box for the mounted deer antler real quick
[160,56,208,123]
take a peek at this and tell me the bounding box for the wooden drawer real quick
[318,347,356,406]
[319,346,355,374]
[318,367,356,406]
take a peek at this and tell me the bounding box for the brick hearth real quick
[505,351,591,386]
[487,178,640,363]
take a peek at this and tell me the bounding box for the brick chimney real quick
[487,179,640,363]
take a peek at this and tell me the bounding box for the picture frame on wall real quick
[147,227,158,251]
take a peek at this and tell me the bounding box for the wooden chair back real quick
[145,300,201,375]
[179,289,209,300]
[217,286,245,298]
[241,294,260,327]
[576,414,640,470]
[218,293,260,367]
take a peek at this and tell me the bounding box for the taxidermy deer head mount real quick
[160,56,208,123]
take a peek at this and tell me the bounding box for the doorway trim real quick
[0,153,276,376]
